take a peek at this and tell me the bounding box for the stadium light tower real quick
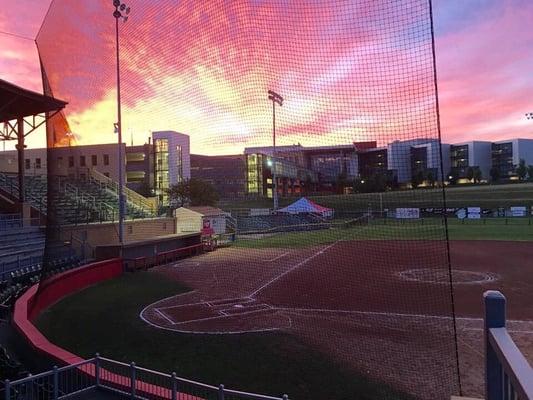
[268,90,283,210]
[112,0,130,245]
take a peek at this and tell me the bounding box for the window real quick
[68,156,74,167]
[57,157,63,169]
[25,159,30,169]
[35,158,41,169]
[91,155,97,166]
[80,156,86,166]
[104,154,110,166]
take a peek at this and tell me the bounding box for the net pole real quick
[428,0,462,395]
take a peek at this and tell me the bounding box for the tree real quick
[447,170,458,185]
[472,167,482,184]
[466,167,475,183]
[489,166,500,183]
[426,170,436,187]
[167,178,219,208]
[411,170,425,188]
[528,165,533,182]
[516,159,528,181]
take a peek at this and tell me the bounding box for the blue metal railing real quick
[4,355,289,400]
[485,290,533,400]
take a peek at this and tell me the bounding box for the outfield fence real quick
[3,356,289,400]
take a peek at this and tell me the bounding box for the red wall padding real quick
[13,258,123,364]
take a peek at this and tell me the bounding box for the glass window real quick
[91,155,97,166]
[104,154,110,166]
[25,159,30,169]
[68,156,74,167]
[35,158,41,169]
[80,156,86,166]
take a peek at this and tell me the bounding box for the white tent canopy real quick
[277,197,334,218]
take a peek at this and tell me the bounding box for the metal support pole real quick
[115,16,125,245]
[130,362,136,398]
[53,366,59,400]
[272,101,278,210]
[218,384,225,400]
[4,379,10,400]
[171,372,177,400]
[16,118,25,203]
[95,353,100,387]
[484,290,506,400]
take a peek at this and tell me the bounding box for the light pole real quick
[268,90,283,210]
[112,0,130,245]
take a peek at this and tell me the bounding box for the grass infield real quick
[36,272,413,400]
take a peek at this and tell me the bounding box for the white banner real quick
[395,208,420,219]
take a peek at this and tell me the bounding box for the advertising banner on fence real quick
[395,208,420,219]
[467,207,481,219]
[510,206,527,217]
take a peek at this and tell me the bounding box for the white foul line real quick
[250,241,338,297]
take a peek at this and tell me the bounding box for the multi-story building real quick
[152,131,190,204]
[0,130,190,206]
[491,139,533,179]
[190,154,246,199]
[449,141,492,181]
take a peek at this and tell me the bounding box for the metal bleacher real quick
[0,172,154,224]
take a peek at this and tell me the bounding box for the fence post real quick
[130,362,136,399]
[4,379,9,400]
[171,372,177,400]
[53,366,59,400]
[95,353,100,387]
[484,290,506,400]
[218,384,225,400]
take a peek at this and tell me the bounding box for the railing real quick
[88,168,155,215]
[484,290,533,400]
[4,355,289,400]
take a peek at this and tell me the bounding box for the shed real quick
[174,206,227,235]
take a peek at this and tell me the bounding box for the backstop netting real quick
[37,1,461,399]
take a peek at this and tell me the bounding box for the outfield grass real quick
[220,182,533,211]
[234,218,533,249]
[36,272,412,400]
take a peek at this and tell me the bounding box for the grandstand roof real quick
[0,79,67,123]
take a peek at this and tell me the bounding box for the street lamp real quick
[268,90,283,210]
[112,0,130,245]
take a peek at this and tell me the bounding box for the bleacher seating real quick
[0,172,152,224]
[236,213,330,234]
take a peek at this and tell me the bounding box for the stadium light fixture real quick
[112,0,130,246]
[526,112,533,120]
[268,90,283,210]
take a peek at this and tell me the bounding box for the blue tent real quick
[277,197,334,217]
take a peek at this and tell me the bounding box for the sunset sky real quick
[0,0,532,154]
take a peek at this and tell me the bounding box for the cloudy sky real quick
[0,0,532,154]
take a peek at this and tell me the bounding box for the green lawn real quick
[36,272,412,400]
[234,218,533,249]
[220,183,533,211]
